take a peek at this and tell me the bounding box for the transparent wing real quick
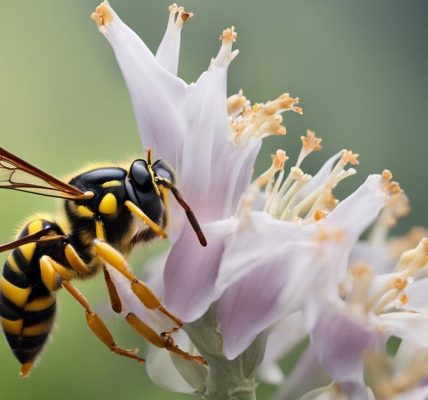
[0,147,91,200]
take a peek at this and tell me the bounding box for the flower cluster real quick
[91,2,428,399]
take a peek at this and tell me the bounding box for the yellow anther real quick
[382,169,393,182]
[400,293,409,305]
[91,1,113,29]
[393,277,407,291]
[341,150,360,166]
[387,181,401,194]
[272,150,287,170]
[324,192,339,209]
[301,129,322,152]
[227,90,247,116]
[220,27,237,43]
[290,167,304,180]
[350,263,374,279]
[313,209,327,221]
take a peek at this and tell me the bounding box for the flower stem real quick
[184,307,267,400]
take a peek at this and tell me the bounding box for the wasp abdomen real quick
[0,219,63,365]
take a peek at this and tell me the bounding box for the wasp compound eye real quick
[152,160,175,184]
[130,160,152,193]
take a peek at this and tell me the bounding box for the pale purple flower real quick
[92,0,302,323]
[305,238,428,399]
[89,4,428,400]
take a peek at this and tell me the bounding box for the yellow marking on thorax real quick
[0,277,31,307]
[102,180,122,188]
[7,254,22,275]
[1,317,23,335]
[28,219,44,235]
[95,220,106,241]
[25,295,56,312]
[76,205,95,218]
[99,193,117,215]
[23,320,53,336]
[19,242,36,263]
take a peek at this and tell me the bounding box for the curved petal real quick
[275,346,331,400]
[379,312,428,347]
[297,151,342,201]
[96,2,188,166]
[325,174,387,242]
[259,311,306,384]
[164,219,235,321]
[307,295,378,399]
[146,346,195,394]
[219,242,320,360]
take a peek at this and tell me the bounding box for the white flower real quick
[92,1,302,323]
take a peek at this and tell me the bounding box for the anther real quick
[91,1,113,32]
[341,150,360,166]
[220,27,237,43]
[301,130,322,152]
[393,277,407,291]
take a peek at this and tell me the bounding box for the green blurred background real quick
[0,1,427,398]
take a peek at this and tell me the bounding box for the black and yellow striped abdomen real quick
[0,219,65,364]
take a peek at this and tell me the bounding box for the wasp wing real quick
[0,147,91,200]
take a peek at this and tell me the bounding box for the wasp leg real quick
[126,313,206,365]
[92,240,182,329]
[103,267,122,313]
[124,200,168,239]
[61,281,145,364]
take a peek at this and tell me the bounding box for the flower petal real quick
[379,312,428,348]
[219,241,320,360]
[275,346,331,400]
[156,4,192,75]
[307,294,378,399]
[324,174,387,242]
[259,311,306,384]
[95,2,188,166]
[164,219,235,321]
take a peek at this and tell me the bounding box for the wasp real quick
[0,147,207,377]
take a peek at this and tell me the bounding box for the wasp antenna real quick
[146,148,153,165]
[0,227,53,253]
[164,182,207,247]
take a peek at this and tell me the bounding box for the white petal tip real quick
[91,1,114,33]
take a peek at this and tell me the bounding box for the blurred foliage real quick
[0,1,427,399]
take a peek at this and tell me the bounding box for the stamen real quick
[296,130,322,167]
[212,27,239,69]
[313,209,327,221]
[347,263,373,308]
[400,293,409,305]
[227,90,248,117]
[395,238,428,274]
[168,4,193,28]
[237,150,287,215]
[370,171,410,245]
[393,277,407,291]
[341,150,359,166]
[230,93,302,146]
[91,1,113,33]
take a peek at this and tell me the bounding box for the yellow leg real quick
[39,256,66,291]
[92,240,182,328]
[126,313,206,365]
[61,281,145,364]
[124,200,167,239]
